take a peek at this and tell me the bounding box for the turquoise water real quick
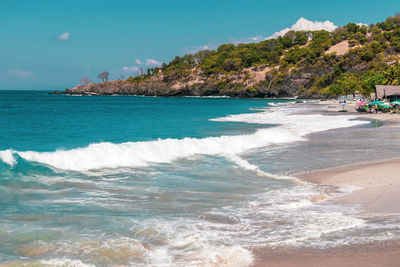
[0,91,274,151]
[1,91,400,266]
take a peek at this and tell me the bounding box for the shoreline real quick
[253,156,400,266]
[253,101,400,266]
[297,157,400,214]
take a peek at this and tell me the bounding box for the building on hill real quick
[375,85,400,101]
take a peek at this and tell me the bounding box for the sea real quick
[0,90,400,266]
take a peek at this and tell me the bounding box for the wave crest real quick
[0,149,16,166]
[13,127,300,171]
[0,108,368,172]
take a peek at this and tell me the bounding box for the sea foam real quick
[14,127,300,171]
[41,258,95,267]
[0,149,15,166]
[0,106,368,172]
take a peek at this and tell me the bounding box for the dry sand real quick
[298,158,400,214]
[252,101,400,266]
[317,99,400,126]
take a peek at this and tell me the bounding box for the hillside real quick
[60,15,400,98]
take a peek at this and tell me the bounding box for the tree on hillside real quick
[310,31,332,53]
[217,44,235,53]
[337,72,362,96]
[327,83,344,96]
[222,58,241,72]
[376,14,400,31]
[80,77,91,85]
[345,23,361,34]
[194,50,212,64]
[257,39,281,52]
[117,15,400,98]
[97,71,109,82]
[361,73,385,95]
[294,31,309,45]
[384,64,400,85]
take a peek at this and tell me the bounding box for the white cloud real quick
[57,32,70,40]
[122,66,140,73]
[7,68,36,79]
[180,17,364,54]
[356,22,368,27]
[145,59,162,66]
[135,59,142,64]
[228,18,340,45]
[250,35,265,42]
[182,43,216,53]
[229,18,340,45]
[230,35,265,45]
[267,17,338,39]
[292,17,338,32]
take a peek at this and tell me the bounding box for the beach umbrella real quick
[381,104,393,109]
[367,100,384,106]
[357,101,367,106]
[339,102,348,112]
[390,100,400,105]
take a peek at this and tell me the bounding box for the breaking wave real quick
[0,149,16,166]
[0,108,368,172]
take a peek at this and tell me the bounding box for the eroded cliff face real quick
[58,48,374,98]
[62,65,315,98]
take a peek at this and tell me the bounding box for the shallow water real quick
[1,91,400,266]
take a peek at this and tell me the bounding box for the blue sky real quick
[0,0,398,90]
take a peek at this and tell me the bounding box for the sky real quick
[0,0,398,90]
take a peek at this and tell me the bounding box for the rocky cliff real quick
[59,16,400,98]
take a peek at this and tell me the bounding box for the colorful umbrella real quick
[380,104,393,109]
[367,100,384,106]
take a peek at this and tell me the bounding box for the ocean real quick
[1,91,400,266]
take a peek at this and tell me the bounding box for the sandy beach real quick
[253,101,400,266]
[298,158,400,214]
[252,242,400,267]
[318,99,400,127]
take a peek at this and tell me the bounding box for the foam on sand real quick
[210,107,367,136]
[40,259,95,267]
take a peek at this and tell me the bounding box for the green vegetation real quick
[80,15,400,98]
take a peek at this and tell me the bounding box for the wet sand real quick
[298,158,400,214]
[252,241,400,267]
[253,101,400,266]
